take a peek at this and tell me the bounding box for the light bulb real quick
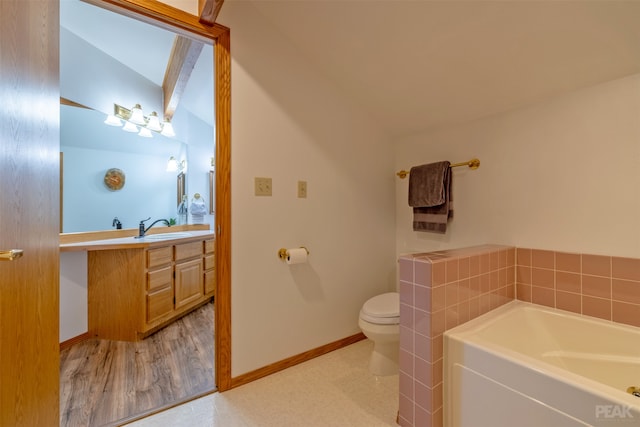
[138,127,153,138]
[122,121,138,132]
[129,104,146,125]
[147,112,162,132]
[161,120,175,137]
[104,114,122,127]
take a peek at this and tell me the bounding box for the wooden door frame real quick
[84,0,232,391]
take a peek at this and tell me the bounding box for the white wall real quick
[395,73,640,259]
[60,252,88,342]
[218,2,396,377]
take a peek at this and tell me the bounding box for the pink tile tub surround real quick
[516,248,640,327]
[397,245,515,427]
[399,245,640,427]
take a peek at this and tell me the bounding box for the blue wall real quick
[61,105,184,232]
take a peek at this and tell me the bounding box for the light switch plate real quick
[255,177,272,196]
[297,181,307,198]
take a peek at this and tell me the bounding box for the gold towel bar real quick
[396,158,480,179]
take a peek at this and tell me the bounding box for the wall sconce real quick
[167,156,186,172]
[104,103,176,138]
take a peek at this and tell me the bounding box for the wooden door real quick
[0,0,61,425]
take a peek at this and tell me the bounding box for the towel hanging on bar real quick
[408,161,453,233]
[397,158,480,179]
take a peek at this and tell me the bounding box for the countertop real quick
[60,230,215,252]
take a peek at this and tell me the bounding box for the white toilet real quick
[358,292,400,376]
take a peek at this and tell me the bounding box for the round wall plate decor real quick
[104,168,125,191]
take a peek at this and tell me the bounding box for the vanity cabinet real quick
[88,237,215,341]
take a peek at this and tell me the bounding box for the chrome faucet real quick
[112,217,122,229]
[137,217,170,238]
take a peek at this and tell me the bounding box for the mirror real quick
[60,0,215,233]
[61,103,189,232]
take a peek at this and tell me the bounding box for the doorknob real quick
[0,249,24,261]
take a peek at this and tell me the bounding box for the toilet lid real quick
[361,292,399,322]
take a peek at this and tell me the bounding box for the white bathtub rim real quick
[448,299,640,338]
[444,300,640,412]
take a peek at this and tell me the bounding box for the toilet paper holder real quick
[278,247,309,260]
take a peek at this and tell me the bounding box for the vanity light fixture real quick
[106,103,177,138]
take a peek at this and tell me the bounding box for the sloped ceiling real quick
[245,0,640,139]
[60,0,214,126]
[62,0,640,139]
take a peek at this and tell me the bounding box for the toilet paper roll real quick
[286,248,308,265]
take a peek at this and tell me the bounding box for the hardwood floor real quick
[60,301,215,427]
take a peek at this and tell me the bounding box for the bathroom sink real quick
[140,232,193,241]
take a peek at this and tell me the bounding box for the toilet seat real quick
[360,292,399,325]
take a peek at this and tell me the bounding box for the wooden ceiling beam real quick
[198,0,224,26]
[162,35,204,120]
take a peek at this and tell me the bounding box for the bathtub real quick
[444,300,640,427]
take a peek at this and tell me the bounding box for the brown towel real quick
[408,162,453,233]
[408,161,450,207]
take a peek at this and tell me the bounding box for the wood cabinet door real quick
[0,0,60,424]
[174,259,204,309]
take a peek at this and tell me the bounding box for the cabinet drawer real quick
[204,254,215,270]
[147,246,172,268]
[204,239,215,254]
[147,287,173,323]
[147,266,172,292]
[175,241,203,261]
[204,269,216,294]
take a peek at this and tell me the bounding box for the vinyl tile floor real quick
[124,339,399,427]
